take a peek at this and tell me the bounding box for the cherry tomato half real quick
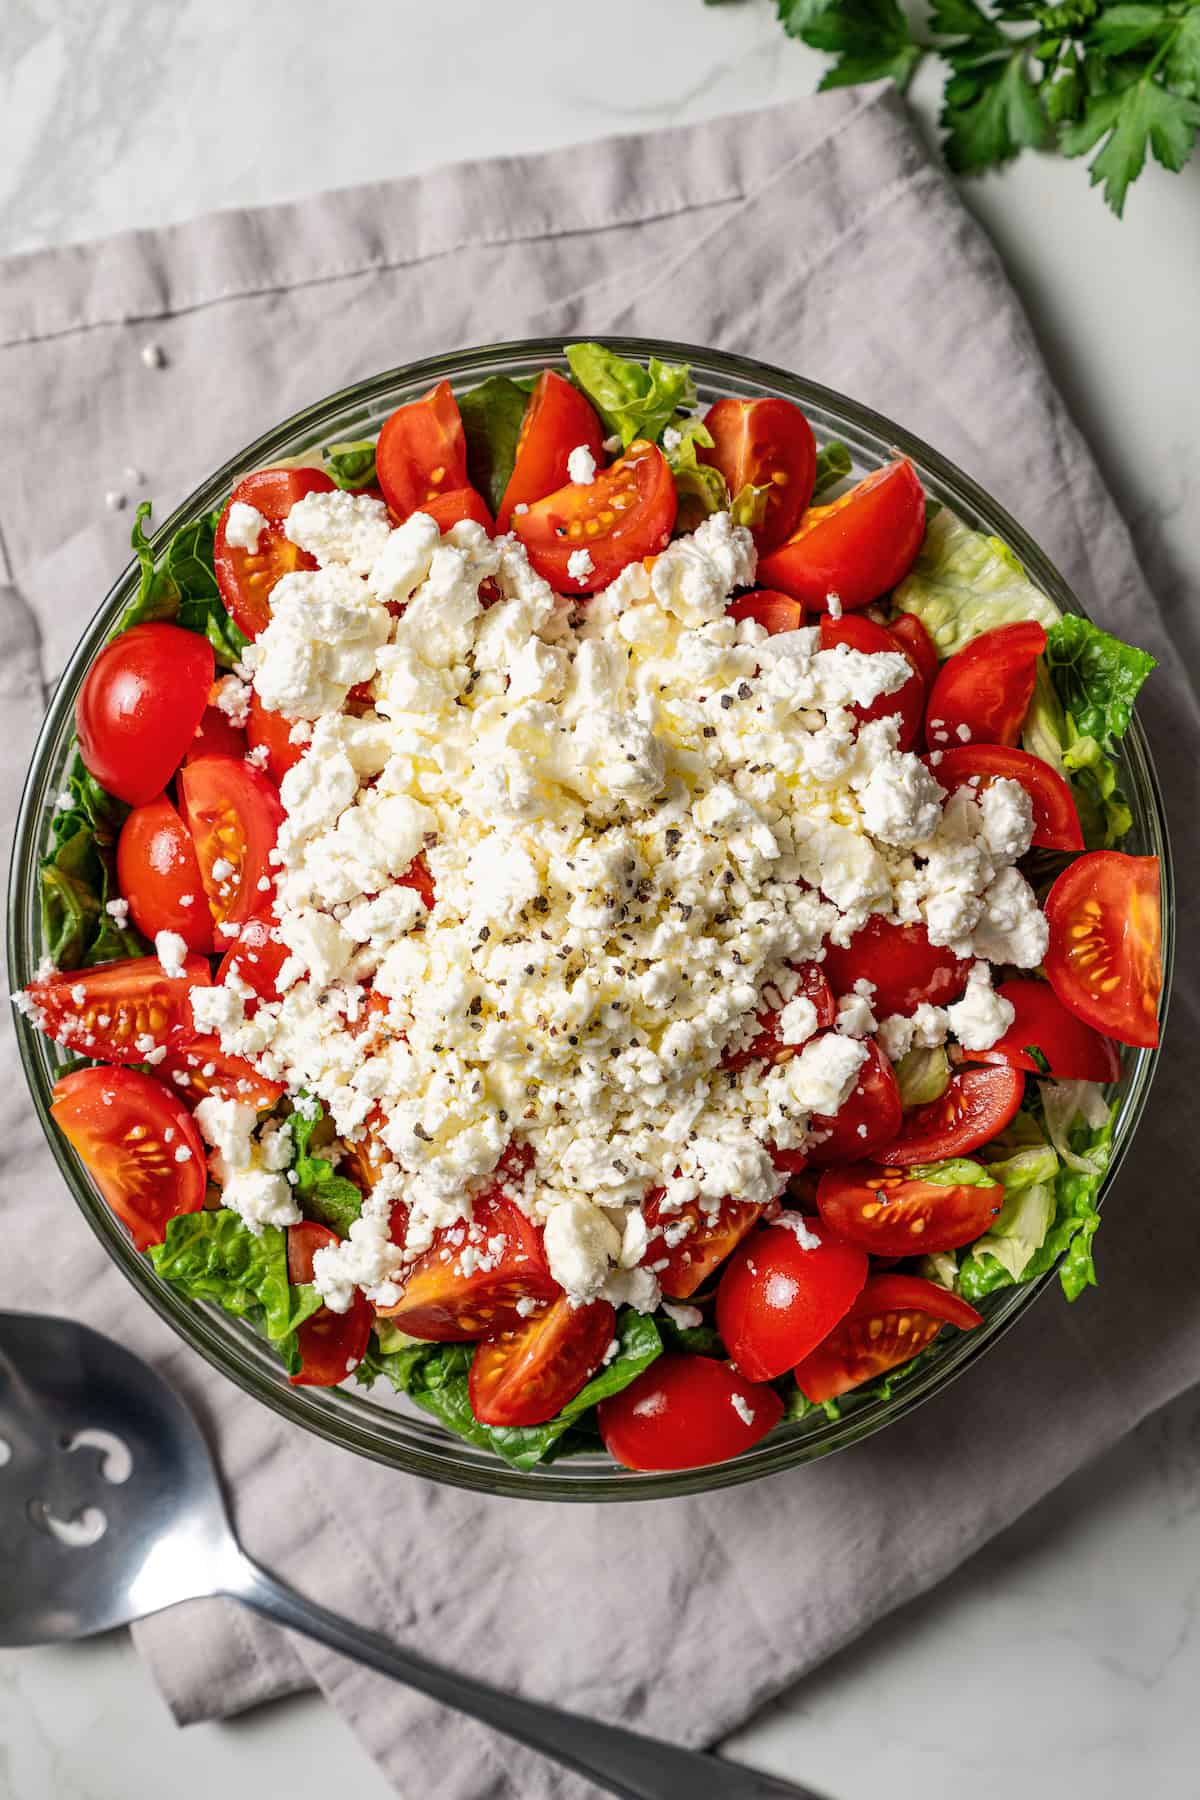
[155,1036,284,1111]
[76,622,214,807]
[514,439,676,592]
[807,1037,904,1165]
[716,1215,868,1381]
[116,794,213,954]
[928,743,1083,852]
[641,1190,763,1299]
[887,611,939,694]
[51,1066,205,1251]
[963,977,1121,1081]
[757,459,926,611]
[26,954,210,1066]
[286,1222,372,1387]
[723,962,837,1074]
[1043,852,1161,1049]
[215,916,290,1011]
[375,1191,560,1339]
[247,690,305,786]
[820,613,925,751]
[598,1354,783,1472]
[726,589,805,635]
[925,622,1046,750]
[468,1295,615,1427]
[214,466,335,641]
[375,380,471,519]
[822,917,969,1020]
[794,1274,982,1404]
[699,397,817,554]
[178,756,283,939]
[882,1064,1025,1166]
[816,1162,1004,1256]
[497,370,605,532]
[420,488,495,534]
[186,703,248,763]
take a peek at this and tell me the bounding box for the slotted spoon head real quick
[0,1310,239,1645]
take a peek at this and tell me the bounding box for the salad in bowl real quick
[12,340,1164,1481]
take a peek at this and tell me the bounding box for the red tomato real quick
[286,1222,372,1387]
[468,1295,615,1427]
[497,370,605,531]
[215,917,290,1010]
[26,954,210,1066]
[807,1037,904,1166]
[246,690,304,786]
[822,917,968,1020]
[794,1274,982,1403]
[723,963,837,1076]
[340,1105,393,1193]
[50,1066,205,1251]
[214,466,335,641]
[421,487,495,534]
[726,590,805,635]
[928,743,1083,852]
[925,622,1046,750]
[641,1190,763,1299]
[598,1354,783,1472]
[374,1191,560,1339]
[400,851,437,912]
[376,380,471,519]
[757,459,926,611]
[887,611,939,693]
[699,397,817,553]
[76,622,214,807]
[186,704,247,763]
[883,1064,1025,1166]
[716,1215,868,1381]
[820,613,925,751]
[1044,852,1161,1049]
[964,977,1121,1081]
[815,1162,1003,1256]
[155,1036,284,1110]
[117,794,214,954]
[513,439,676,592]
[178,756,283,938]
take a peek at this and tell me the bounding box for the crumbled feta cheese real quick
[945,961,1015,1051]
[730,1393,756,1427]
[213,673,251,727]
[154,930,189,979]
[224,502,268,553]
[566,547,594,585]
[105,898,130,927]
[778,995,819,1047]
[567,445,597,484]
[285,488,393,576]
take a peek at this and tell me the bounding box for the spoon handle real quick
[226,1552,827,1800]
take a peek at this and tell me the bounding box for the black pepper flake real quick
[720,694,734,710]
[702,726,717,738]
[468,996,482,1016]
[413,1123,432,1142]
[498,1109,508,1122]
[532,896,550,913]
[678,903,693,919]
[478,926,491,941]
[737,682,753,699]
[524,964,535,976]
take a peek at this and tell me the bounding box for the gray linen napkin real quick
[1,87,1196,1800]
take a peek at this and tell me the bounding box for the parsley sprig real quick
[710,0,1200,213]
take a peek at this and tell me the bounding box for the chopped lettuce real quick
[664,416,728,527]
[894,1044,952,1107]
[122,503,248,668]
[149,1210,324,1376]
[40,753,148,970]
[457,375,531,514]
[289,1094,364,1236]
[322,439,378,491]
[565,343,696,449]
[906,1156,999,1188]
[812,440,853,499]
[893,509,1061,657]
[1040,1079,1112,1174]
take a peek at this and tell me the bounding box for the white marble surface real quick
[2,2,1199,1797]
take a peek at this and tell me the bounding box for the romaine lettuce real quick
[40,753,148,970]
[565,343,696,449]
[664,416,728,526]
[457,375,531,514]
[812,440,852,499]
[322,439,377,491]
[892,509,1061,656]
[122,503,249,668]
[289,1094,364,1236]
[894,1045,951,1106]
[149,1210,324,1375]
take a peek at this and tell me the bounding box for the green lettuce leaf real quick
[149,1210,324,1375]
[458,376,531,515]
[39,753,148,970]
[906,1156,998,1188]
[893,509,1061,657]
[565,343,696,450]
[894,1045,951,1106]
[812,440,853,499]
[322,439,378,491]
[289,1095,364,1236]
[122,503,248,668]
[665,417,729,528]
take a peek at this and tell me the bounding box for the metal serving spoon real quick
[0,1311,827,1800]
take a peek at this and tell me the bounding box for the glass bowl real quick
[7,337,1173,1500]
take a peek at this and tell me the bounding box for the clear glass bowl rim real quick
[6,334,1174,1502]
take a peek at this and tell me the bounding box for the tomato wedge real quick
[374,1191,560,1339]
[794,1274,982,1404]
[178,756,283,938]
[757,459,926,611]
[727,589,805,635]
[214,466,335,641]
[496,370,605,531]
[468,1294,615,1427]
[964,977,1121,1081]
[641,1191,763,1299]
[716,1215,868,1381]
[187,704,248,763]
[816,1162,1003,1256]
[247,690,305,786]
[598,1354,783,1472]
[887,611,939,693]
[155,1036,284,1110]
[822,917,969,1020]
[51,1066,205,1251]
[723,962,837,1073]
[76,621,214,807]
[928,743,1082,852]
[1044,851,1161,1048]
[925,622,1046,749]
[882,1064,1025,1166]
[117,793,214,954]
[25,954,210,1065]
[215,917,290,1010]
[513,439,676,592]
[375,380,472,519]
[820,613,925,751]
[807,1037,904,1165]
[698,397,817,554]
[420,487,495,534]
[286,1222,372,1387]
